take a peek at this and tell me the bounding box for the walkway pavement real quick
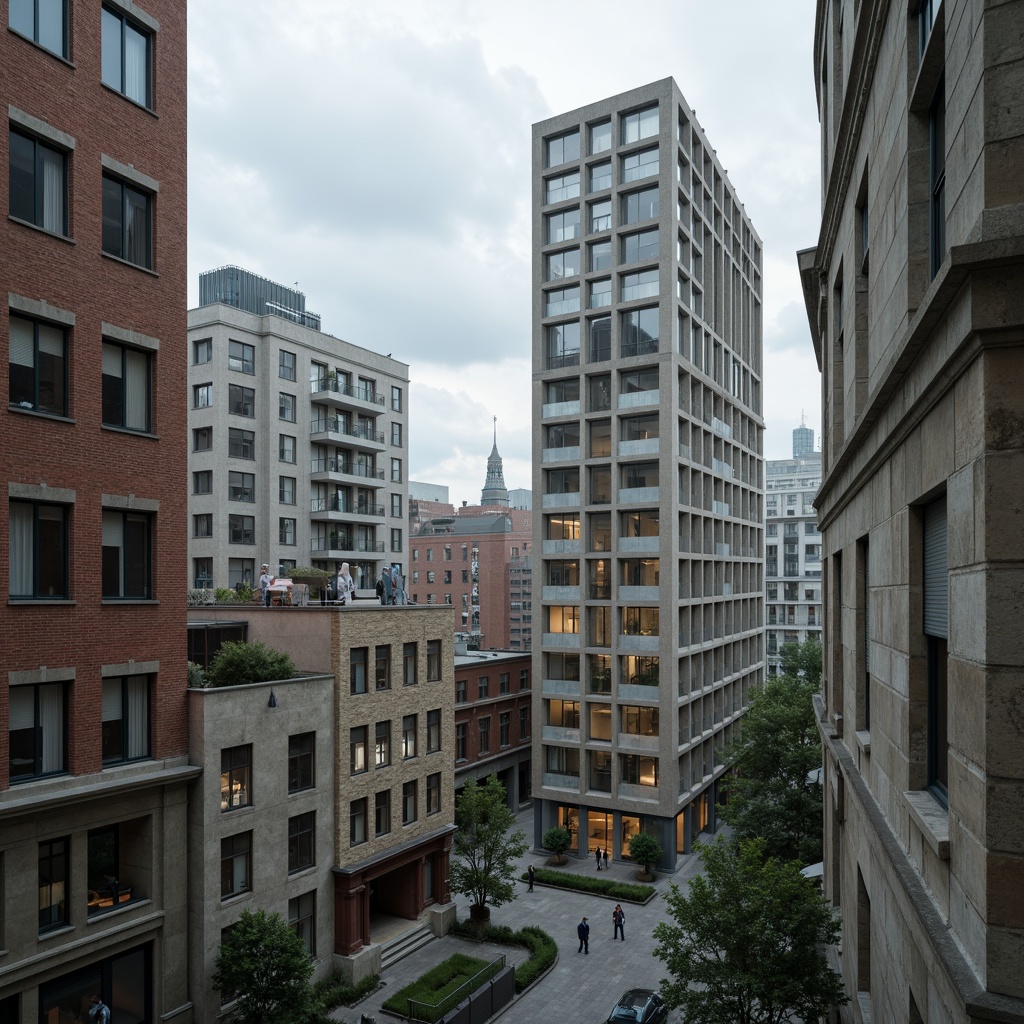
[334,806,713,1024]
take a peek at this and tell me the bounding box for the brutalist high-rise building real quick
[531,78,764,869]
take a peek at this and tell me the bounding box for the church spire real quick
[480,416,510,507]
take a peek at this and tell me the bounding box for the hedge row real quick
[381,953,499,1020]
[524,867,656,903]
[310,970,379,1019]
[448,921,558,993]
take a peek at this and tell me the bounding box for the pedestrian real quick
[258,563,273,607]
[336,562,355,605]
[379,568,392,606]
[88,996,111,1024]
[613,904,625,941]
[527,864,535,892]
[390,564,400,605]
[577,915,590,954]
[595,846,602,870]
[603,848,609,870]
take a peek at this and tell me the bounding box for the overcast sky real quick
[187,0,822,507]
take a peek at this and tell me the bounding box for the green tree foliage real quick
[451,776,529,913]
[721,642,823,863]
[653,837,847,1024]
[213,908,314,1024]
[779,638,823,685]
[627,831,663,874]
[541,826,571,859]
[205,640,295,688]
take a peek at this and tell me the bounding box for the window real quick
[220,745,251,810]
[279,349,296,380]
[427,709,441,752]
[403,642,418,685]
[102,341,151,431]
[279,433,296,463]
[546,170,580,203]
[193,426,212,452]
[520,705,530,738]
[620,754,659,786]
[9,0,67,57]
[350,726,367,774]
[500,711,510,747]
[402,780,417,825]
[456,680,467,704]
[8,129,66,234]
[426,772,441,814]
[193,557,212,588]
[499,672,511,694]
[228,428,255,459]
[101,175,151,268]
[228,514,254,545]
[350,798,367,845]
[288,812,315,873]
[546,130,580,167]
[279,392,296,422]
[427,640,442,681]
[193,382,212,409]
[622,147,659,183]
[622,105,658,143]
[590,279,611,308]
[391,458,403,482]
[520,669,529,690]
[589,161,611,192]
[546,207,580,244]
[621,269,659,302]
[101,4,151,106]
[391,493,403,517]
[289,891,315,955]
[9,314,66,416]
[280,476,296,504]
[391,385,402,412]
[288,733,314,793]
[279,517,296,545]
[929,77,946,279]
[225,340,254,375]
[545,248,581,281]
[924,496,948,801]
[391,528,402,553]
[589,240,612,272]
[402,714,417,758]
[391,421,403,447]
[9,682,66,780]
[456,723,467,760]
[622,186,659,224]
[623,229,658,264]
[590,198,611,232]
[590,120,611,153]
[101,675,149,763]
[479,717,491,753]
[351,647,368,694]
[227,471,255,503]
[102,510,151,599]
[375,645,391,690]
[220,832,252,899]
[621,308,659,356]
[374,721,390,767]
[590,317,611,362]
[546,321,580,369]
[193,471,212,495]
[374,790,391,836]
[192,338,212,364]
[477,676,488,699]
[228,383,254,418]
[39,837,69,931]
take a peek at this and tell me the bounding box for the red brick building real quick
[454,650,533,808]
[1,2,193,1019]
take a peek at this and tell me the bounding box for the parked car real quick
[606,989,668,1024]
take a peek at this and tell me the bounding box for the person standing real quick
[258,563,273,607]
[603,848,609,870]
[527,864,535,892]
[393,565,407,605]
[88,996,111,1024]
[379,568,393,606]
[577,916,590,954]
[613,904,625,941]
[336,562,355,605]
[595,846,602,870]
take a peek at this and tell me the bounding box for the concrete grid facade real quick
[531,78,765,869]
[799,0,1024,1020]
[187,300,409,594]
[2,2,195,1021]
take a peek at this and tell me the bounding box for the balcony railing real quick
[310,377,385,406]
[310,537,385,553]
[311,496,384,517]
[310,458,385,480]
[546,350,580,370]
[310,419,386,445]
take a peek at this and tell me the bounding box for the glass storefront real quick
[39,943,149,1024]
[557,805,579,851]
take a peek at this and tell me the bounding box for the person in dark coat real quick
[603,848,609,870]
[577,916,590,954]
[379,569,392,605]
[613,904,625,941]
[595,846,602,870]
[527,864,535,892]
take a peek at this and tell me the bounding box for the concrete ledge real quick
[903,790,950,861]
[333,942,382,986]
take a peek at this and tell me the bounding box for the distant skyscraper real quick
[480,419,510,507]
[792,419,814,458]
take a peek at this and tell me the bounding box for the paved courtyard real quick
[336,806,713,1024]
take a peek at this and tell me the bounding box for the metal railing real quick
[405,956,506,1023]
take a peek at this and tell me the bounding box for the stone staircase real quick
[381,923,434,971]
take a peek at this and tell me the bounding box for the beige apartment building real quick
[799,0,1024,1021]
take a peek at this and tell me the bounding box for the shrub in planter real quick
[541,826,572,865]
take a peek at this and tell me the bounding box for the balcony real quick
[310,496,385,522]
[310,536,385,558]
[309,457,386,487]
[542,490,581,509]
[546,350,580,370]
[618,389,659,409]
[310,376,385,411]
[542,772,581,791]
[310,418,386,452]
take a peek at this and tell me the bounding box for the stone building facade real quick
[799,0,1024,1020]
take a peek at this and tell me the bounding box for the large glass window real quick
[39,837,69,931]
[228,514,254,545]
[101,510,151,599]
[427,772,441,814]
[590,420,611,458]
[546,170,580,203]
[622,186,659,224]
[228,428,255,459]
[544,422,580,449]
[546,559,579,585]
[545,248,580,281]
[193,384,212,409]
[622,606,660,636]
[546,130,580,167]
[589,198,611,232]
[621,705,659,735]
[589,240,612,272]
[220,745,251,810]
[9,314,66,415]
[228,339,255,374]
[9,500,67,599]
[402,714,417,758]
[545,468,580,495]
[374,790,391,836]
[228,383,254,417]
[621,269,659,302]
[403,780,418,824]
[622,509,660,536]
[279,517,296,545]
[288,812,315,873]
[102,342,151,431]
[427,640,442,680]
[590,279,611,308]
[10,682,66,781]
[621,754,659,786]
[546,605,580,634]
[8,129,66,234]
[545,378,580,405]
[404,642,418,685]
[622,654,659,686]
[589,161,611,192]
[101,4,151,106]
[220,832,251,899]
[279,392,296,422]
[102,175,151,268]
[546,513,580,540]
[545,321,580,369]
[101,675,150,763]
[427,709,441,751]
[622,147,659,183]
[279,433,296,463]
[546,286,580,317]
[288,732,315,792]
[929,78,946,279]
[621,308,659,356]
[289,891,316,955]
[623,229,658,264]
[228,471,255,503]
[279,349,296,380]
[351,648,368,694]
[589,317,611,362]
[350,725,367,774]
[621,367,659,394]
[9,0,68,57]
[589,120,612,153]
[279,476,296,504]
[621,105,658,143]
[546,208,580,244]
[621,414,660,442]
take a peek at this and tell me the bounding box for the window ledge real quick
[904,790,950,860]
[101,599,159,605]
[100,80,158,117]
[101,424,159,440]
[855,729,871,755]
[38,924,75,942]
[8,405,75,424]
[8,599,75,607]
[101,251,159,277]
[7,216,75,244]
[7,27,76,67]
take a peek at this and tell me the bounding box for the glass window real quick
[228,428,255,459]
[545,286,580,317]
[546,207,580,244]
[589,198,611,232]
[9,314,66,416]
[402,714,417,758]
[350,726,368,775]
[374,790,391,836]
[621,269,659,302]
[279,433,296,463]
[279,517,296,545]
[350,797,367,845]
[193,337,212,364]
[403,780,418,824]
[391,385,403,412]
[622,186,659,225]
[427,772,441,814]
[288,811,315,873]
[621,368,658,394]
[545,248,580,281]
[544,378,580,405]
[589,317,611,362]
[391,457,402,482]
[101,4,152,107]
[102,175,151,268]
[220,745,251,810]
[279,392,296,422]
[9,500,67,600]
[546,170,580,203]
[622,105,658,144]
[10,682,66,780]
[279,476,296,504]
[621,146,659,183]
[427,708,441,751]
[289,891,316,955]
[193,470,212,494]
[589,279,611,308]
[546,130,580,167]
[589,160,611,192]
[375,645,391,690]
[621,308,660,356]
[101,675,149,763]
[220,832,251,899]
[590,419,612,457]
[404,642,418,685]
[228,514,254,545]
[623,229,659,264]
[478,716,491,752]
[590,120,612,154]
[427,640,442,680]
[288,732,314,792]
[279,349,296,380]
[100,341,151,432]
[588,240,612,272]
[350,647,368,694]
[8,129,67,234]
[391,421,403,446]
[193,426,212,452]
[228,339,255,374]
[101,509,151,599]
[228,383,254,418]
[545,321,580,369]
[9,0,68,57]
[38,837,69,931]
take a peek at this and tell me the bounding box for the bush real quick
[522,867,655,903]
[541,826,572,859]
[205,640,295,688]
[447,921,557,993]
[628,832,664,874]
[214,587,243,604]
[186,661,205,688]
[309,971,378,1017]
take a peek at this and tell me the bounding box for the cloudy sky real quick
[187,0,822,506]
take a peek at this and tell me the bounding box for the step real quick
[381,924,434,971]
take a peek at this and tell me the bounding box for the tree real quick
[213,908,314,1024]
[627,832,663,875]
[653,837,847,1024]
[721,660,823,863]
[541,826,572,863]
[450,776,528,920]
[779,638,823,685]
[205,640,295,688]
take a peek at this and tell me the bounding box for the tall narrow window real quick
[101,675,150,763]
[39,837,69,931]
[9,314,66,415]
[101,5,152,107]
[924,496,948,801]
[9,500,67,599]
[859,536,870,731]
[8,129,66,234]
[9,0,68,57]
[102,510,151,599]
[102,175,152,268]
[929,77,946,279]
[10,682,66,780]
[102,342,151,431]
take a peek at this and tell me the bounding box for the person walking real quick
[378,568,392,605]
[613,904,625,941]
[336,562,355,605]
[258,564,273,607]
[595,846,602,870]
[527,864,535,892]
[577,916,590,954]
[603,848,609,870]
